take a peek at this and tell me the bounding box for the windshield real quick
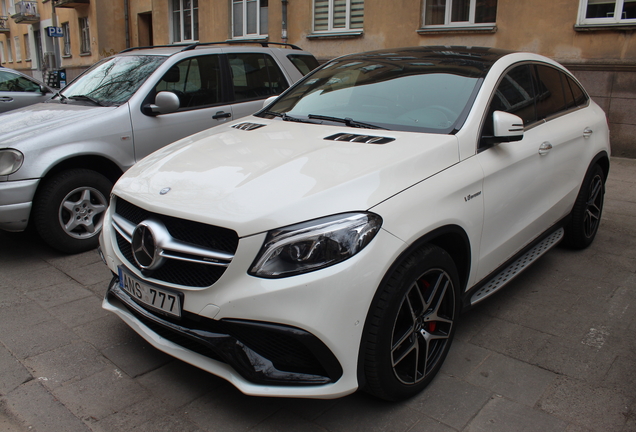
[260,58,483,133]
[57,55,167,106]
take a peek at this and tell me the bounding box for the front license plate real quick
[118,267,182,318]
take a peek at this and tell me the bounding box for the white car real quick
[99,46,610,401]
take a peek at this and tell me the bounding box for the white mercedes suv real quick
[99,46,610,401]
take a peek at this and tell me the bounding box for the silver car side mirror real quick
[149,91,180,115]
[493,111,524,142]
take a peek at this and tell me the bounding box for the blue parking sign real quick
[47,27,64,38]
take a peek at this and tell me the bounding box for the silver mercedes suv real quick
[0,42,317,253]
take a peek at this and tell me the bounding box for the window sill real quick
[417,25,496,35]
[574,23,636,31]
[79,52,91,56]
[306,30,363,40]
[62,55,72,58]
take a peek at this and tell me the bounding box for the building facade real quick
[1,0,635,156]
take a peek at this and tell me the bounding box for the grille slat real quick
[325,132,395,144]
[231,122,267,131]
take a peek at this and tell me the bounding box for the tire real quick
[563,164,605,249]
[33,169,112,254]
[362,244,460,401]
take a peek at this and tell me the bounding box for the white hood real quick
[114,117,459,236]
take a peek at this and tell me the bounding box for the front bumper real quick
[0,179,39,231]
[100,203,405,398]
[105,276,343,386]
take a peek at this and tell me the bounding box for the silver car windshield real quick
[57,55,167,107]
[263,59,482,133]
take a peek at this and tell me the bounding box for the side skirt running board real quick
[469,227,564,306]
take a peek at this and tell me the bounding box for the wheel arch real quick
[591,150,610,182]
[41,155,124,185]
[356,224,471,390]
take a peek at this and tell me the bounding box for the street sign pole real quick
[50,1,61,70]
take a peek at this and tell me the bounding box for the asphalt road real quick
[1,157,635,432]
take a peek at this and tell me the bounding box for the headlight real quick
[0,149,24,176]
[249,212,382,278]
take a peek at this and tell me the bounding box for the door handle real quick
[538,141,553,156]
[0,97,13,102]
[213,111,231,120]
[583,128,593,138]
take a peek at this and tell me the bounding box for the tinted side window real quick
[534,65,568,120]
[482,64,535,140]
[287,54,320,75]
[228,53,289,102]
[155,55,222,109]
[0,71,41,92]
[566,75,588,107]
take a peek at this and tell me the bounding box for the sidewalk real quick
[1,157,635,432]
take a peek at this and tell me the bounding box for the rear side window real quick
[566,75,589,108]
[287,54,320,75]
[228,53,289,102]
[155,55,223,109]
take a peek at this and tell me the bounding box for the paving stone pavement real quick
[0,157,635,432]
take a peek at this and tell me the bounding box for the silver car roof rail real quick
[119,41,303,54]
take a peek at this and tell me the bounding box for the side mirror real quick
[40,85,52,94]
[493,111,524,142]
[147,91,180,115]
[263,95,278,109]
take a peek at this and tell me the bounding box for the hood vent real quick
[325,133,395,145]
[231,122,267,131]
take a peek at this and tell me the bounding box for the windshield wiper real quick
[262,110,321,124]
[68,95,105,107]
[307,114,387,130]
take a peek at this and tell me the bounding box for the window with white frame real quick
[172,0,199,43]
[14,36,21,61]
[7,38,12,62]
[578,0,636,25]
[23,34,30,61]
[232,0,268,38]
[422,0,497,27]
[79,17,90,54]
[62,22,71,56]
[313,0,364,33]
[0,41,5,63]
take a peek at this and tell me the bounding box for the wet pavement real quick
[0,157,635,432]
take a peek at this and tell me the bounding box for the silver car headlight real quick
[249,212,382,278]
[0,149,24,176]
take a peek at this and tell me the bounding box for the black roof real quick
[332,46,515,78]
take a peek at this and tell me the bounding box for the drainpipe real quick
[281,0,288,43]
[124,0,130,48]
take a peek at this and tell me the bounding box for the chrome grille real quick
[113,197,239,288]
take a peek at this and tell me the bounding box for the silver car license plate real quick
[118,267,182,318]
